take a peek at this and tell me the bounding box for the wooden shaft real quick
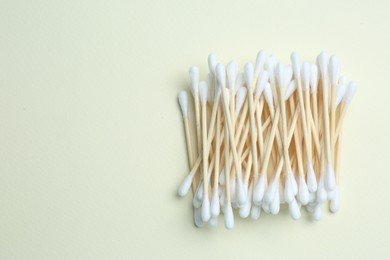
[224,118,231,203]
[278,87,292,173]
[289,99,305,178]
[256,98,265,163]
[193,96,202,154]
[247,88,259,180]
[321,78,332,165]
[201,102,209,196]
[330,83,337,158]
[214,106,221,191]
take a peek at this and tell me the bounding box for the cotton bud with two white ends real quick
[330,186,340,213]
[201,194,211,222]
[264,177,278,204]
[298,175,310,205]
[189,66,200,96]
[194,207,204,228]
[270,187,280,215]
[307,162,318,192]
[210,189,220,217]
[328,55,340,86]
[208,53,217,75]
[253,172,267,205]
[301,62,311,91]
[239,184,253,218]
[224,204,234,230]
[178,91,189,118]
[325,164,336,191]
[235,87,247,117]
[289,198,301,220]
[290,52,301,79]
[236,177,247,207]
[251,204,261,219]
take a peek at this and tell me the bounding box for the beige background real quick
[0,0,389,259]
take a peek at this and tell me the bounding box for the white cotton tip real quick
[285,80,296,100]
[235,72,245,92]
[284,176,295,204]
[327,189,336,200]
[230,177,237,203]
[307,162,318,192]
[219,169,225,185]
[178,173,194,197]
[316,175,327,203]
[208,53,217,74]
[264,178,278,204]
[284,65,293,88]
[244,62,255,90]
[255,70,269,97]
[264,83,274,109]
[199,81,208,104]
[310,64,319,93]
[236,177,247,207]
[301,62,311,91]
[239,185,252,218]
[325,164,336,191]
[275,63,285,88]
[328,55,340,86]
[251,204,261,219]
[290,172,298,195]
[178,91,189,118]
[262,200,271,214]
[194,207,204,228]
[330,186,340,213]
[265,55,276,85]
[298,175,310,205]
[193,195,202,208]
[254,50,267,76]
[216,63,226,88]
[344,81,357,104]
[279,180,285,204]
[289,198,301,220]
[309,192,316,203]
[316,51,329,78]
[227,60,238,91]
[201,195,211,222]
[336,83,348,106]
[253,173,267,205]
[339,75,348,85]
[189,66,200,95]
[235,87,247,117]
[209,216,218,228]
[211,189,220,217]
[313,203,322,221]
[290,52,301,78]
[196,181,203,201]
[270,188,280,215]
[224,204,234,230]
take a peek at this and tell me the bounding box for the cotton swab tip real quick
[244,62,255,90]
[208,53,217,74]
[178,91,189,117]
[317,51,329,77]
[291,52,301,78]
[255,70,269,97]
[178,173,193,197]
[329,55,340,85]
[211,190,220,217]
[344,81,357,104]
[289,198,301,220]
[224,204,234,230]
[201,195,211,222]
[227,60,238,91]
[235,87,247,116]
[216,63,226,88]
[264,83,274,108]
[199,81,208,104]
[301,62,311,91]
[254,50,267,75]
[275,63,285,88]
[324,164,336,191]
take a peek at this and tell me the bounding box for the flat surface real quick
[0,0,389,259]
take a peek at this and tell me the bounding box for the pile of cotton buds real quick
[177,51,357,229]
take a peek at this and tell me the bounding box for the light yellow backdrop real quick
[0,0,389,259]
